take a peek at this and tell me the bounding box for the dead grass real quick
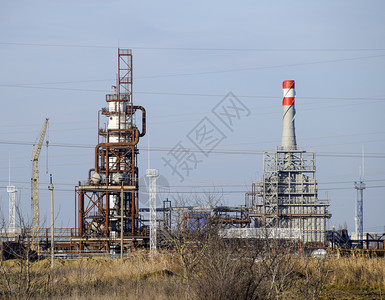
[45,253,186,300]
[288,256,385,299]
[0,252,187,300]
[1,252,385,299]
[327,256,385,290]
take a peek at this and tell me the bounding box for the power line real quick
[2,42,385,52]
[0,140,384,158]
[136,91,385,102]
[1,83,385,103]
[135,54,385,79]
[1,186,384,194]
[0,84,108,93]
[2,178,384,189]
[1,176,384,194]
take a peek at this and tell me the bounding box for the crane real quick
[31,118,49,252]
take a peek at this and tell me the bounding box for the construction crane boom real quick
[31,117,49,252]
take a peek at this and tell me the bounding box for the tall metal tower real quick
[146,169,159,251]
[248,80,330,243]
[75,49,146,252]
[354,180,365,241]
[7,158,16,235]
[354,148,366,242]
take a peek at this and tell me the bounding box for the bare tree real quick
[0,204,50,299]
[166,192,268,299]
[168,193,216,280]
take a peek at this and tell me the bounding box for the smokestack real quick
[281,80,297,150]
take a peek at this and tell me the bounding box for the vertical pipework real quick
[281,80,297,150]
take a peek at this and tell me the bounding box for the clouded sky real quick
[0,1,384,234]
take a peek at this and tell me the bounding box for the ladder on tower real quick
[31,118,49,252]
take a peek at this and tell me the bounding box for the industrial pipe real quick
[131,105,146,137]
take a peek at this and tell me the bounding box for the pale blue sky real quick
[0,1,384,233]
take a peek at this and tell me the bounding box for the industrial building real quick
[246,80,331,243]
[72,49,148,252]
[3,50,382,259]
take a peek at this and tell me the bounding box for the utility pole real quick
[120,183,124,260]
[49,174,54,269]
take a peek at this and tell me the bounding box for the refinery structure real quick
[246,80,330,243]
[1,49,383,257]
[73,49,147,252]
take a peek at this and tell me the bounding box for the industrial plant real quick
[1,49,384,258]
[246,80,330,243]
[73,49,147,252]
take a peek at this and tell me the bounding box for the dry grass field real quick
[1,250,385,299]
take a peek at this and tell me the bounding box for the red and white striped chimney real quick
[281,80,297,150]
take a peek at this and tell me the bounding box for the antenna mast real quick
[354,145,366,244]
[7,155,16,235]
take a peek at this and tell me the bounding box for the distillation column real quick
[75,49,146,252]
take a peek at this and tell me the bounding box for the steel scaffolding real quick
[248,148,330,243]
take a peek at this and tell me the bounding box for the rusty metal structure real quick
[72,49,147,252]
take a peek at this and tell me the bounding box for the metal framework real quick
[248,149,330,243]
[7,185,16,234]
[244,81,331,244]
[182,206,250,231]
[7,157,16,235]
[354,180,366,241]
[147,169,159,251]
[31,118,49,251]
[74,49,147,252]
